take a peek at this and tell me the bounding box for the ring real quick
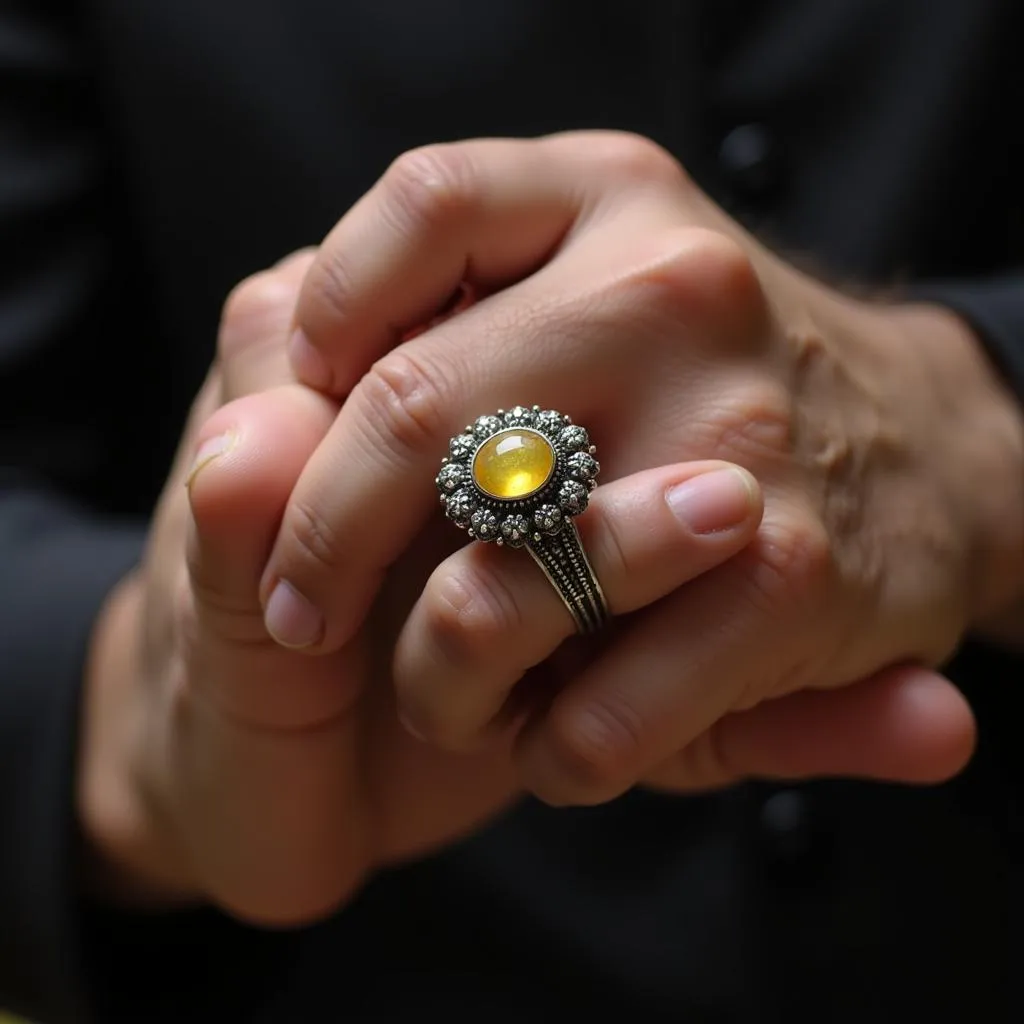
[436,405,609,633]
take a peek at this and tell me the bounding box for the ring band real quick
[523,518,608,633]
[436,405,609,633]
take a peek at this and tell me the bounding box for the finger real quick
[393,462,763,749]
[153,248,323,639]
[162,248,319,491]
[218,248,317,400]
[179,385,369,924]
[642,665,977,791]
[289,131,684,393]
[512,500,838,806]
[261,227,757,655]
[185,385,345,724]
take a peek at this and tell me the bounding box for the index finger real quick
[259,227,756,656]
[289,132,684,393]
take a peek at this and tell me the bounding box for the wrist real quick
[78,572,200,907]
[884,302,1024,627]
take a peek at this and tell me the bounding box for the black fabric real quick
[1,1,1022,1021]
[0,498,143,1023]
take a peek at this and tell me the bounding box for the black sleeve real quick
[0,6,147,1020]
[0,9,303,1022]
[0,500,143,1022]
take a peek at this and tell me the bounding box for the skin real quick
[80,132,1022,927]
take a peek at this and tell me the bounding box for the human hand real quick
[77,247,765,926]
[264,131,1024,806]
[77,252,512,924]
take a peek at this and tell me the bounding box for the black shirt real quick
[1,2,1022,1021]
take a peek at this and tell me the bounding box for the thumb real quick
[184,383,350,727]
[644,665,977,791]
[175,383,370,924]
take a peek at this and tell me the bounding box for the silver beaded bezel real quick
[436,405,600,547]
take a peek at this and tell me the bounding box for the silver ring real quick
[436,405,609,633]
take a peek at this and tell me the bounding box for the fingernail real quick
[666,466,758,535]
[185,432,236,489]
[288,329,333,392]
[264,579,324,649]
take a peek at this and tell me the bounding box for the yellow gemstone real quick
[472,429,555,500]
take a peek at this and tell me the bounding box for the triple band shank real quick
[436,405,609,634]
[525,519,608,633]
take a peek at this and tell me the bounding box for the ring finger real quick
[393,461,762,749]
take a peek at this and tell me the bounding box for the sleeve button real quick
[758,789,813,865]
[718,122,783,198]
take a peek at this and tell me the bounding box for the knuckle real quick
[219,271,294,361]
[591,131,687,187]
[684,230,763,309]
[274,246,318,270]
[543,691,646,800]
[380,143,476,232]
[355,348,451,460]
[284,499,344,576]
[422,565,522,669]
[621,229,766,334]
[748,505,834,612]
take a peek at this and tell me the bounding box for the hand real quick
[76,249,764,925]
[264,131,1024,806]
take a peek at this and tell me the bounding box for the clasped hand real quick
[81,132,1024,925]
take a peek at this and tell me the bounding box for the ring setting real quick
[437,406,609,632]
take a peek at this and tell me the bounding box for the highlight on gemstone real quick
[471,428,555,500]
